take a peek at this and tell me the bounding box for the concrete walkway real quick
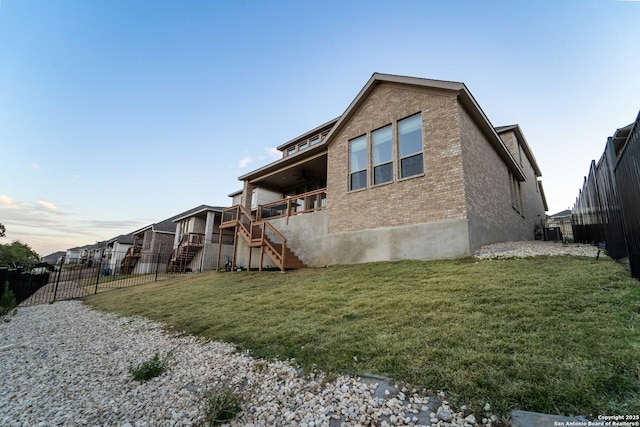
[512,410,592,427]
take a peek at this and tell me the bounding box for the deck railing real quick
[179,232,205,246]
[221,205,240,225]
[257,188,327,221]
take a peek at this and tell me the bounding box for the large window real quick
[349,135,367,190]
[347,112,424,191]
[399,114,423,178]
[372,125,393,185]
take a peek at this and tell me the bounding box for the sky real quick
[1,0,639,257]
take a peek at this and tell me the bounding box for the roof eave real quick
[498,125,543,177]
[538,180,549,212]
[238,143,328,182]
[276,117,340,151]
[322,73,466,149]
[171,206,223,223]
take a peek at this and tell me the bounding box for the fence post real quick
[52,256,65,303]
[94,249,104,295]
[154,251,160,281]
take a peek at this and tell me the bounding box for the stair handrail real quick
[221,203,254,224]
[235,205,255,238]
[260,220,287,270]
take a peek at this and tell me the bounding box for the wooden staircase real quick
[166,233,205,273]
[220,205,306,272]
[120,246,142,274]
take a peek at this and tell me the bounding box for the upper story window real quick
[284,132,326,157]
[349,135,367,190]
[399,114,423,178]
[372,124,393,185]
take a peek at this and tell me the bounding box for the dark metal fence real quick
[0,267,51,306]
[572,110,640,279]
[615,113,640,278]
[1,250,173,308]
[2,242,236,308]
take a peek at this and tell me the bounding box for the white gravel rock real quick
[473,241,601,259]
[0,301,475,426]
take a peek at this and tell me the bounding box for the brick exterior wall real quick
[327,83,468,234]
[460,106,546,246]
[460,106,515,229]
[499,131,521,163]
[502,130,546,231]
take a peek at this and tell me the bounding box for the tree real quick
[0,223,5,238]
[0,240,40,269]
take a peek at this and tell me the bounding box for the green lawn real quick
[83,256,640,417]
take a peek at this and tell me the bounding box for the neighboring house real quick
[104,232,136,274]
[122,205,236,275]
[41,251,66,265]
[547,209,573,241]
[167,204,234,273]
[223,73,547,270]
[129,218,178,274]
[65,246,83,264]
[68,241,107,266]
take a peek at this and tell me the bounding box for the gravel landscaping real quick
[473,241,600,259]
[0,301,491,427]
[0,241,601,426]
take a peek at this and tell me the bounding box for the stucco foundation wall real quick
[270,211,471,266]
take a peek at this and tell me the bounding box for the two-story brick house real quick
[221,73,547,270]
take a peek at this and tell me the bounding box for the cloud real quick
[32,163,39,170]
[38,200,58,211]
[238,156,253,169]
[84,219,149,230]
[266,147,281,160]
[0,195,20,208]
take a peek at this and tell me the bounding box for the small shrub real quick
[204,389,242,425]
[0,281,17,317]
[129,351,171,381]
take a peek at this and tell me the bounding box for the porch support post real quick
[259,247,264,272]
[243,181,256,214]
[231,226,238,271]
[216,228,223,271]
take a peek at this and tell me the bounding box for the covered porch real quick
[240,149,328,215]
[221,150,329,272]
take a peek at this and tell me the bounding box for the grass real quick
[129,351,171,381]
[83,256,640,416]
[204,389,243,425]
